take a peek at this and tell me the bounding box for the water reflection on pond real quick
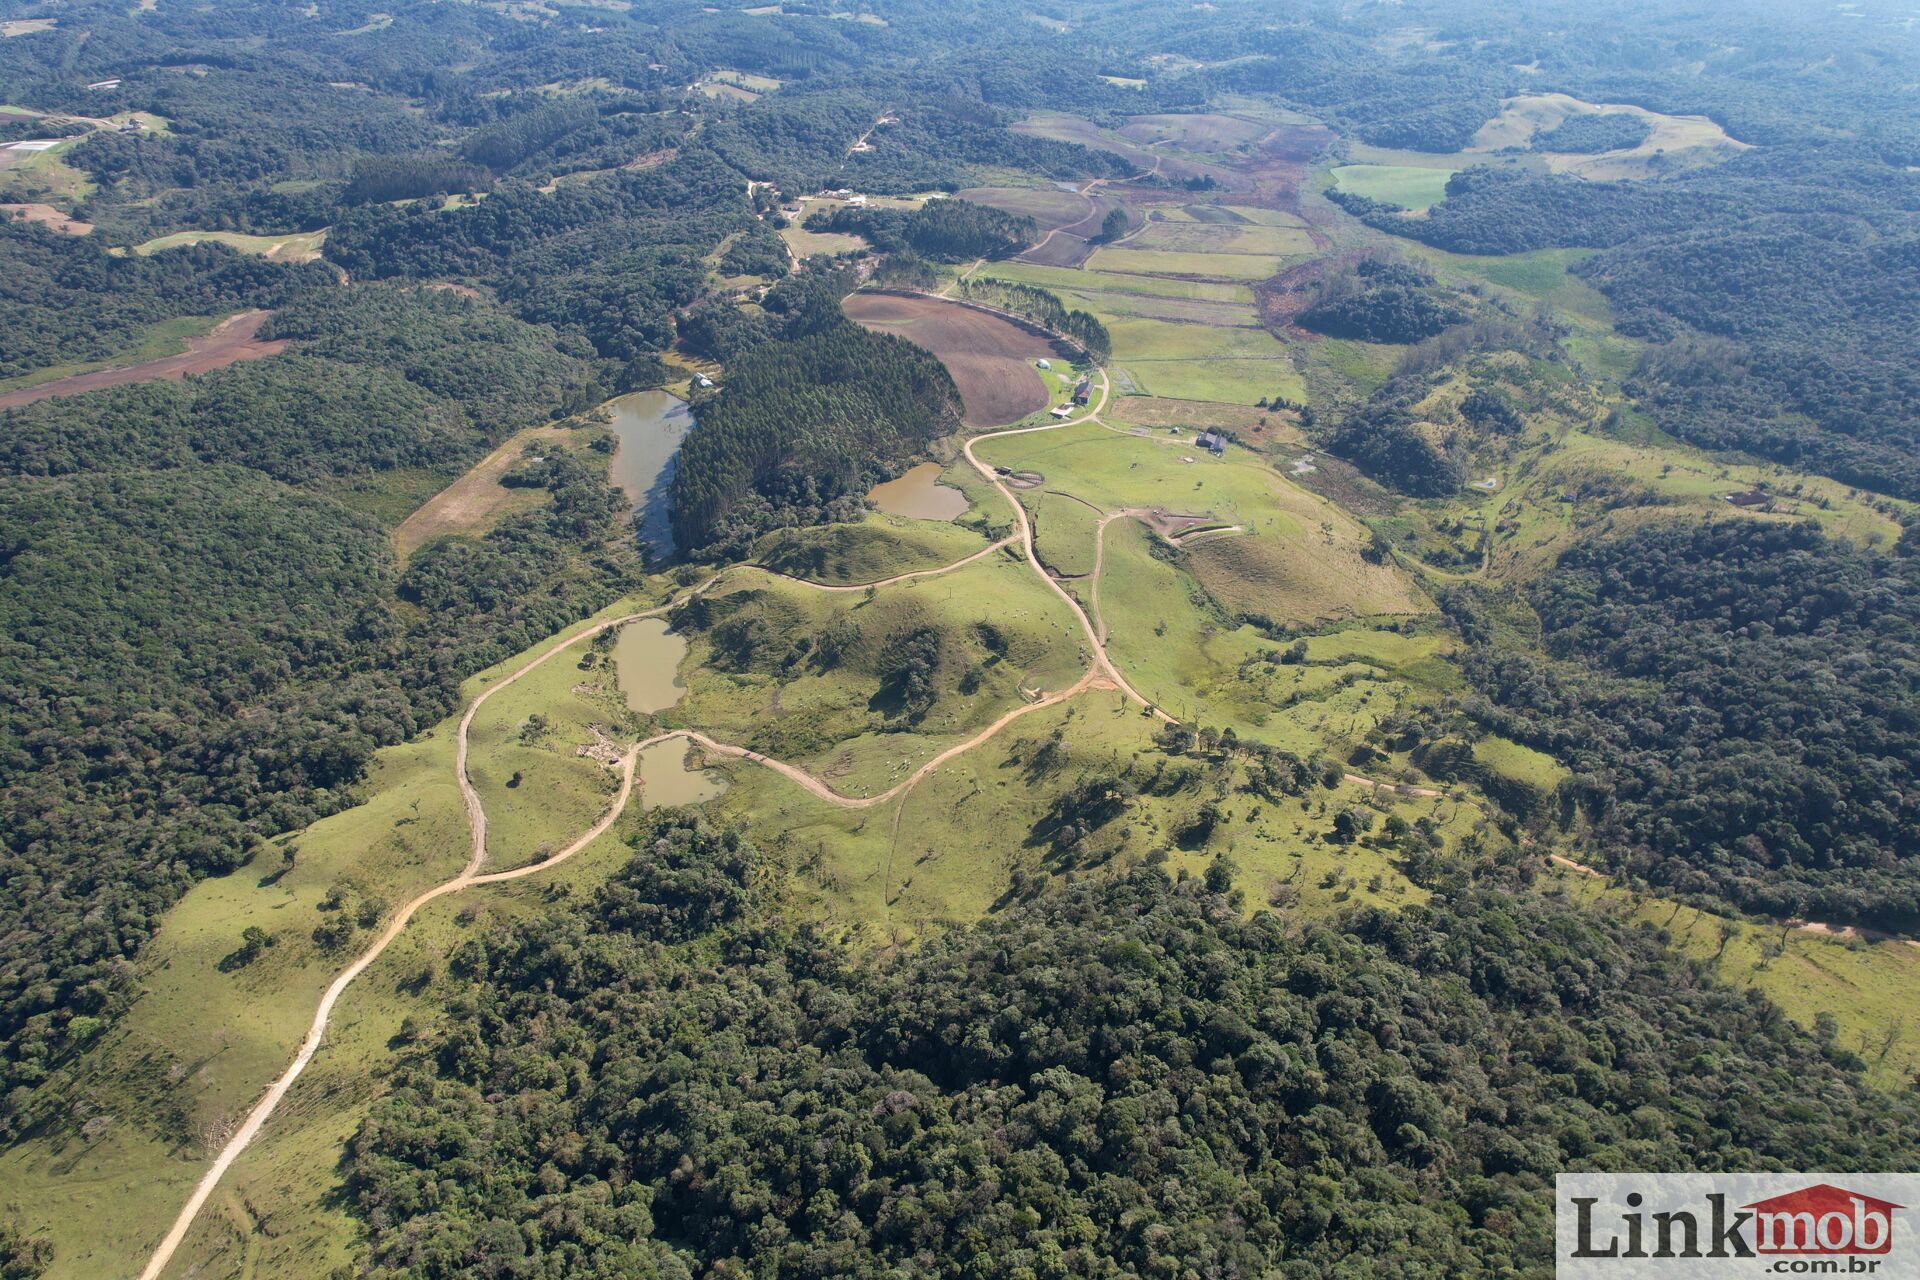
[605,389,693,557]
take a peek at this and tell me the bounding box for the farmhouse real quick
[1195,431,1226,455]
[1724,489,1771,509]
[1072,376,1091,405]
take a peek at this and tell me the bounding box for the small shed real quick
[1036,359,1052,370]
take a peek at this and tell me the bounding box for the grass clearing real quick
[1130,220,1317,257]
[755,511,995,585]
[1087,246,1286,280]
[1555,871,1920,1088]
[133,228,329,262]
[1330,163,1456,211]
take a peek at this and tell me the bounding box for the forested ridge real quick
[669,307,963,557]
[1451,520,1920,931]
[0,287,635,1128]
[345,817,1920,1279]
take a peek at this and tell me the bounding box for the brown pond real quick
[612,618,687,714]
[867,462,969,520]
[638,739,728,808]
[604,389,693,557]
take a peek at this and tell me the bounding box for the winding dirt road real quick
[137,306,1405,1278]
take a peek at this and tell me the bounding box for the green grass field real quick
[133,228,329,262]
[1555,870,1920,1088]
[755,511,993,585]
[1087,246,1286,280]
[672,553,1089,798]
[1329,164,1457,211]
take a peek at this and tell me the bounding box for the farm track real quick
[139,302,1437,1279]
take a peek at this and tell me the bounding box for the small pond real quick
[868,462,969,521]
[612,618,687,714]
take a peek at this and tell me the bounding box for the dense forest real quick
[1297,258,1468,345]
[810,197,1036,263]
[0,287,634,1128]
[1450,520,1920,931]
[0,219,330,380]
[668,306,964,556]
[346,817,1919,1278]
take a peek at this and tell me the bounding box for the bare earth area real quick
[0,202,92,235]
[391,425,571,563]
[0,310,287,409]
[841,291,1067,426]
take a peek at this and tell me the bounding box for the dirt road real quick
[134,311,1388,1278]
[0,310,286,410]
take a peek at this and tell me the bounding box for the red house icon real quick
[1742,1184,1904,1255]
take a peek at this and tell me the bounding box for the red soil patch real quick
[0,309,288,409]
[841,292,1070,427]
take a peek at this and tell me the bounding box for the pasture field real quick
[1026,489,1103,579]
[1473,733,1568,791]
[134,228,329,262]
[0,713,478,1276]
[1087,246,1287,280]
[1103,314,1302,404]
[958,184,1097,230]
[1117,113,1274,151]
[672,553,1090,798]
[755,511,994,585]
[982,259,1255,304]
[1129,219,1317,257]
[1329,163,1456,211]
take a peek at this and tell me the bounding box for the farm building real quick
[1036,359,1052,370]
[1724,489,1772,509]
[1195,431,1226,455]
[1050,405,1075,419]
[1072,377,1091,405]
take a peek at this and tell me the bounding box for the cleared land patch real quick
[1330,163,1456,211]
[134,227,329,262]
[391,425,574,563]
[1087,246,1285,280]
[1472,92,1749,180]
[0,309,288,409]
[0,201,91,234]
[841,291,1066,426]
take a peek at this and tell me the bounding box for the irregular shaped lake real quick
[868,462,969,521]
[638,739,728,808]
